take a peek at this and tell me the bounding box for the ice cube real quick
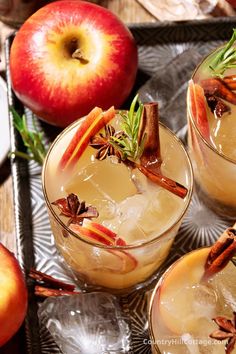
[213,260,236,313]
[138,189,181,236]
[193,283,217,318]
[38,292,131,354]
[103,194,148,244]
[66,157,137,204]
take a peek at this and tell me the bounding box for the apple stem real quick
[72,48,89,63]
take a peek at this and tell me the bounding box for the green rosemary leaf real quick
[110,94,143,162]
[209,28,236,77]
[10,107,47,165]
[110,136,127,148]
[137,132,147,159]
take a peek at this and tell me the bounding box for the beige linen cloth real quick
[138,0,235,21]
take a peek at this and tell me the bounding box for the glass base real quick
[54,245,163,295]
[66,266,163,296]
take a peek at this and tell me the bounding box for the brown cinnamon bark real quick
[29,268,76,291]
[137,164,188,199]
[137,102,188,199]
[202,224,236,281]
[201,78,236,105]
[35,286,81,298]
[223,75,236,90]
[138,102,161,168]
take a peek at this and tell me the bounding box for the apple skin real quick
[59,106,115,170]
[9,0,138,127]
[0,243,28,347]
[157,247,210,335]
[70,222,137,274]
[188,80,209,139]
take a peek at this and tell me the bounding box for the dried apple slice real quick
[59,106,116,170]
[157,247,210,335]
[70,222,137,274]
[70,221,125,246]
[108,249,138,274]
[188,79,210,139]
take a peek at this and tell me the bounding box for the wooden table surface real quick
[0,0,234,353]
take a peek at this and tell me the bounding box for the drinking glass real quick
[187,47,236,216]
[149,245,236,353]
[42,114,193,293]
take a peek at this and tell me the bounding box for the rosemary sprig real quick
[110,94,145,162]
[209,29,236,78]
[10,107,47,165]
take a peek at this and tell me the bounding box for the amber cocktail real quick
[42,98,193,292]
[187,31,236,215]
[149,224,236,354]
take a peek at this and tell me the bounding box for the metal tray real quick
[5,17,236,354]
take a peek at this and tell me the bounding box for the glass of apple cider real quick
[42,100,193,293]
[149,224,236,354]
[187,32,236,216]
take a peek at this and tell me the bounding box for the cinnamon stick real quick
[35,286,81,298]
[137,164,188,199]
[137,102,188,199]
[29,268,76,291]
[223,75,236,90]
[138,102,161,168]
[201,78,236,105]
[202,223,236,281]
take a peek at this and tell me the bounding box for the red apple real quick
[225,0,236,8]
[0,243,28,347]
[9,0,138,127]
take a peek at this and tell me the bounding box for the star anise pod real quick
[52,193,98,226]
[209,312,236,354]
[205,93,231,118]
[89,124,124,161]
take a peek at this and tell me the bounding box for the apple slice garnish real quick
[188,79,210,140]
[59,106,116,170]
[157,247,210,335]
[70,222,137,274]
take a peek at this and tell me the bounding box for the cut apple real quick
[59,106,116,171]
[70,222,137,274]
[188,80,210,139]
[157,247,210,335]
[109,249,138,274]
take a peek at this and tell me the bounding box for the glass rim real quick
[42,113,193,251]
[187,46,236,165]
[148,246,210,352]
